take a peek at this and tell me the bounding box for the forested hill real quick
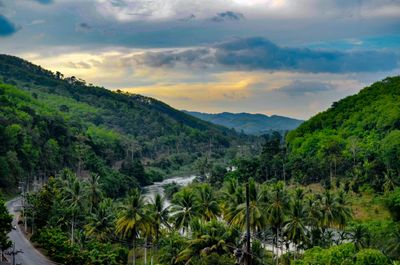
[286,76,400,186]
[184,111,303,135]
[0,54,252,196]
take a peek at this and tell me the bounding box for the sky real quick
[1,0,400,119]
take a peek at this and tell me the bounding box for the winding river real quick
[143,175,196,206]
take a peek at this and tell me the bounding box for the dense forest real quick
[0,55,257,196]
[0,54,399,265]
[286,76,400,187]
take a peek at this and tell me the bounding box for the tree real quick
[386,224,400,259]
[225,179,267,233]
[148,193,170,242]
[267,182,289,262]
[85,198,115,242]
[176,219,239,264]
[86,174,103,213]
[284,198,309,256]
[120,159,150,186]
[0,194,12,255]
[116,188,148,265]
[63,174,87,245]
[196,184,220,221]
[386,188,400,221]
[170,189,200,234]
[347,224,370,251]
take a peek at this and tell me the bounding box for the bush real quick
[354,249,390,265]
[386,188,400,221]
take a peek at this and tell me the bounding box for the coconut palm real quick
[86,173,102,213]
[148,193,170,242]
[267,182,289,264]
[386,225,400,259]
[347,224,370,250]
[225,179,268,234]
[176,219,240,264]
[197,184,220,221]
[85,198,115,242]
[63,174,87,245]
[116,188,148,265]
[170,189,200,234]
[319,191,340,230]
[335,190,352,229]
[284,199,309,256]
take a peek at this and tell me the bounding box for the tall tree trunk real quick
[71,217,75,245]
[132,235,136,265]
[144,238,147,265]
[276,229,279,265]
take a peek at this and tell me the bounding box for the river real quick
[143,175,196,206]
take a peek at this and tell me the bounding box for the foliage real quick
[287,76,400,186]
[0,194,12,251]
[386,188,400,221]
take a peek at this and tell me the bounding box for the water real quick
[143,175,196,206]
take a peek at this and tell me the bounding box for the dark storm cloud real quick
[211,11,245,22]
[33,0,54,4]
[136,37,399,73]
[0,15,18,37]
[136,48,212,68]
[76,22,93,32]
[279,81,334,96]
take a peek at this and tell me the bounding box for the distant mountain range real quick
[183,111,303,135]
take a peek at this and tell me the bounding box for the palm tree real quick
[116,188,148,265]
[170,189,200,234]
[63,174,87,245]
[176,219,240,264]
[335,190,352,229]
[319,191,339,230]
[85,198,115,242]
[225,179,268,234]
[347,224,370,250]
[386,225,400,259]
[148,193,170,241]
[304,194,323,247]
[267,182,289,264]
[86,173,102,213]
[146,193,170,265]
[284,199,309,258]
[197,184,220,221]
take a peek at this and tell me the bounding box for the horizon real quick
[1,0,400,119]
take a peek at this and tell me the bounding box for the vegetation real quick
[0,54,257,197]
[0,54,399,264]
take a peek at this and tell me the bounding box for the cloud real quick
[32,0,54,4]
[136,37,400,73]
[211,11,245,22]
[76,22,93,32]
[279,80,334,96]
[0,15,18,37]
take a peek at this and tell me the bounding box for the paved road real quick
[6,198,54,265]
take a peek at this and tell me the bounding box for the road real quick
[6,198,54,265]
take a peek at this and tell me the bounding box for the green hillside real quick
[286,76,400,187]
[0,54,252,196]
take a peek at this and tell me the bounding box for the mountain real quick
[0,54,252,196]
[184,111,303,135]
[286,76,400,186]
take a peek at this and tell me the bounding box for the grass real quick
[350,192,391,221]
[300,182,391,222]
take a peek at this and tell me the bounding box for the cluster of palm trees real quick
[29,170,355,265]
[112,178,353,264]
